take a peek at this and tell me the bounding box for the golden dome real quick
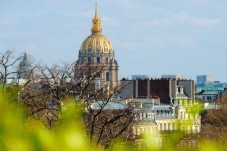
[80,2,113,54]
[80,34,113,54]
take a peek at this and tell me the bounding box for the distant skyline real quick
[1,0,227,82]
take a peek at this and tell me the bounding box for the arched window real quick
[106,72,109,81]
[97,57,100,64]
[81,58,84,64]
[98,72,101,78]
[88,57,91,63]
[88,48,92,53]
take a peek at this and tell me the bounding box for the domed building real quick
[17,53,31,79]
[76,3,119,88]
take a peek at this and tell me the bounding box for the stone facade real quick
[76,3,119,88]
[125,97,201,137]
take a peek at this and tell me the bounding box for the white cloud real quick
[148,36,196,49]
[174,36,195,48]
[102,16,119,27]
[0,18,18,26]
[223,10,227,18]
[142,13,220,28]
[117,42,139,50]
[0,31,41,39]
[116,0,138,10]
[185,0,215,7]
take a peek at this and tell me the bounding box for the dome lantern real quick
[91,2,102,35]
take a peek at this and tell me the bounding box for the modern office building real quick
[161,74,183,80]
[121,78,195,104]
[196,75,213,83]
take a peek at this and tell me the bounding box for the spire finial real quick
[23,52,28,60]
[95,0,98,18]
[91,0,102,34]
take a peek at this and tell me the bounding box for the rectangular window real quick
[148,127,151,133]
[207,96,211,101]
[160,123,162,130]
[106,72,109,81]
[140,128,143,134]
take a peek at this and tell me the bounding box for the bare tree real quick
[217,96,227,109]
[75,62,134,147]
[0,50,133,148]
[0,50,37,92]
[20,62,105,126]
[19,61,134,147]
[19,62,74,127]
[84,103,134,148]
[0,50,21,92]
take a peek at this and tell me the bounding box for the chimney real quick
[180,86,184,94]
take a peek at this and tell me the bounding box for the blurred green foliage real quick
[1,90,227,151]
[0,91,99,151]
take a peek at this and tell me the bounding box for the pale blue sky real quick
[1,0,227,82]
